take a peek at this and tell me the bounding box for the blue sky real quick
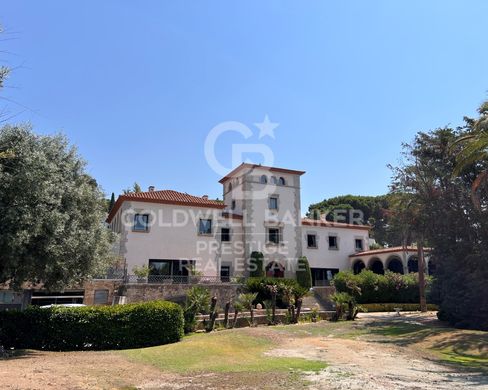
[1,1,487,212]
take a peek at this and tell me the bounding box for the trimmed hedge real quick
[245,277,300,308]
[0,300,184,351]
[332,270,433,304]
[361,303,439,312]
[296,256,312,289]
[249,251,265,278]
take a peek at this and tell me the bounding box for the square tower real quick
[219,163,305,277]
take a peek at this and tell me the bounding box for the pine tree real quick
[108,192,115,212]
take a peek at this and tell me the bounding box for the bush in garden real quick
[249,251,265,277]
[0,300,184,351]
[245,277,300,308]
[332,270,432,304]
[296,256,312,289]
[183,286,210,334]
[362,303,439,312]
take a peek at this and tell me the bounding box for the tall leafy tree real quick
[453,101,488,210]
[307,194,394,245]
[0,125,115,290]
[391,126,488,329]
[0,24,9,92]
[123,182,142,194]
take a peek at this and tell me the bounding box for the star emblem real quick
[254,115,279,139]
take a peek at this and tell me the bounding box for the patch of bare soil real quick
[267,313,488,390]
[0,350,171,389]
[0,349,302,390]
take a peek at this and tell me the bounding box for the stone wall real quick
[83,280,122,305]
[123,283,244,307]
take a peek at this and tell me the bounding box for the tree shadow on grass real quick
[1,349,41,360]
[361,317,488,380]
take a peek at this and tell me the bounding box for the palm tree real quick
[292,286,309,323]
[232,301,243,328]
[266,284,278,324]
[237,293,258,326]
[453,101,488,210]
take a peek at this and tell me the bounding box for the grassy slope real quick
[122,316,487,375]
[121,329,326,374]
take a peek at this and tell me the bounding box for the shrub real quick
[245,277,300,308]
[435,253,488,331]
[330,292,360,321]
[296,256,312,289]
[183,287,210,334]
[249,251,264,277]
[332,270,433,304]
[0,300,184,351]
[362,303,439,312]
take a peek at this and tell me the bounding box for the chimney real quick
[202,195,208,200]
[148,186,155,192]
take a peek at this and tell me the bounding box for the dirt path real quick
[272,335,486,389]
[268,313,488,389]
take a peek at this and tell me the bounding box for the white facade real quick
[107,164,371,285]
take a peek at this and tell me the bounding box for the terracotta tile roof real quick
[349,246,432,257]
[107,190,225,223]
[219,163,305,183]
[301,218,371,231]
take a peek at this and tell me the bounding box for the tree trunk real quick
[418,242,427,312]
[232,309,239,328]
[289,305,295,324]
[271,291,277,324]
[206,296,218,332]
[250,308,254,327]
[224,301,230,328]
[295,298,303,323]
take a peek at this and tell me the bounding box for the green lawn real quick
[121,329,326,374]
[121,316,487,377]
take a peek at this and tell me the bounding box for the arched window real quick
[387,257,404,274]
[278,177,286,186]
[228,182,233,192]
[353,260,366,275]
[270,176,277,185]
[260,175,267,184]
[369,258,384,275]
[407,256,418,273]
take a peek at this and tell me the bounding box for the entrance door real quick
[220,266,230,282]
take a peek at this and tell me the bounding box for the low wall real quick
[83,280,122,305]
[196,310,334,329]
[123,283,244,307]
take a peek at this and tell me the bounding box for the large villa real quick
[1,163,433,309]
[106,163,432,285]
